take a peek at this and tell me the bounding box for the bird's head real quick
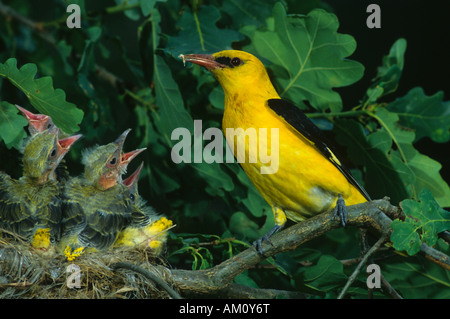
[22,126,81,185]
[15,104,55,135]
[180,50,277,97]
[82,129,145,190]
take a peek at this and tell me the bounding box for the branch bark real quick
[157,199,397,297]
[142,198,448,298]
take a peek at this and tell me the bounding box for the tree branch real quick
[337,232,390,299]
[157,199,395,296]
[149,198,447,297]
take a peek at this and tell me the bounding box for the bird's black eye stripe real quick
[215,56,243,68]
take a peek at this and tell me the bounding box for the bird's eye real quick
[49,148,57,159]
[109,157,117,166]
[130,193,135,201]
[231,57,241,67]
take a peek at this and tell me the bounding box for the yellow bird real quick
[181,50,370,253]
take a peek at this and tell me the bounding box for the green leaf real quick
[0,101,28,149]
[165,5,244,58]
[391,189,450,256]
[140,0,157,16]
[219,0,273,29]
[151,9,193,146]
[372,108,450,206]
[383,249,450,298]
[153,55,193,146]
[229,211,262,240]
[390,219,422,255]
[113,0,141,21]
[192,162,234,197]
[0,58,83,134]
[303,255,347,291]
[234,271,259,288]
[245,4,364,112]
[388,87,450,143]
[365,38,407,103]
[334,118,410,203]
[335,107,450,205]
[401,143,450,207]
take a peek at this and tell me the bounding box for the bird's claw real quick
[333,194,348,227]
[252,225,282,255]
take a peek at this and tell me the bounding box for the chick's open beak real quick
[58,134,82,156]
[121,148,146,167]
[123,162,144,188]
[15,104,53,133]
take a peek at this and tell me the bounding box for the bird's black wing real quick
[78,186,133,250]
[79,208,132,250]
[267,98,371,201]
[60,199,86,238]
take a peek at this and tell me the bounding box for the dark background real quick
[326,0,449,184]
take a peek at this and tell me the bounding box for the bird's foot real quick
[333,194,348,227]
[253,225,282,255]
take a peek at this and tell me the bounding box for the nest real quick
[0,233,179,299]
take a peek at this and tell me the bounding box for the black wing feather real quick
[267,98,371,201]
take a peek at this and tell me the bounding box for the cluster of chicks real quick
[0,105,173,261]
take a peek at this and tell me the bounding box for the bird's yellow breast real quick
[223,95,366,222]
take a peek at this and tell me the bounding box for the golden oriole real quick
[181,50,370,253]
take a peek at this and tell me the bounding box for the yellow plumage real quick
[182,50,369,249]
[115,217,173,254]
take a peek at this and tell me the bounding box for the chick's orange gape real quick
[181,50,370,253]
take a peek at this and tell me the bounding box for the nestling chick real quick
[0,126,81,249]
[114,162,173,255]
[59,129,145,260]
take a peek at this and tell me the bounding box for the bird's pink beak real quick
[15,104,53,134]
[58,134,82,156]
[179,54,225,70]
[123,162,144,189]
[121,148,146,168]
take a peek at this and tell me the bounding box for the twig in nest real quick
[111,262,182,299]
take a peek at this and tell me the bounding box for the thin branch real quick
[420,243,450,271]
[380,273,403,299]
[337,232,390,299]
[206,283,308,299]
[0,2,55,45]
[159,199,448,297]
[0,3,124,88]
[165,199,397,296]
[439,230,450,245]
